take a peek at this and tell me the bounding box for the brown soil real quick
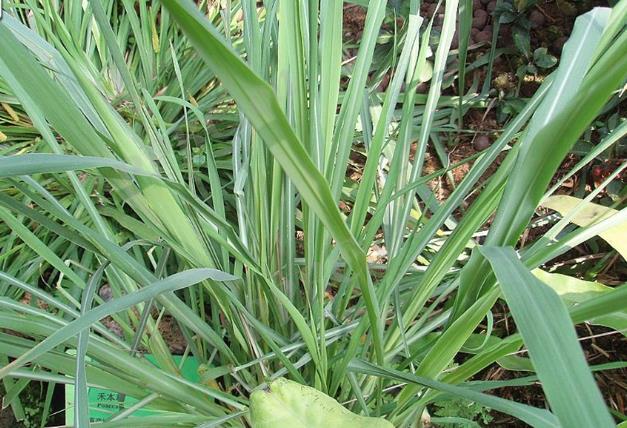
[485,324,627,426]
[0,406,16,428]
[343,4,368,41]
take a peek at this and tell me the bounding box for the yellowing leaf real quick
[542,195,627,259]
[2,102,19,122]
[151,19,160,53]
[534,269,627,335]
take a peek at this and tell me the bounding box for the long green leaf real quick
[480,246,614,428]
[0,154,152,178]
[349,359,559,428]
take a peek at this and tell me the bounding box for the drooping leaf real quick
[349,360,559,428]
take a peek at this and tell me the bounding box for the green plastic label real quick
[65,355,199,424]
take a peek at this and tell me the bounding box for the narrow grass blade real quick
[0,154,152,178]
[75,263,106,428]
[0,268,236,379]
[349,359,560,428]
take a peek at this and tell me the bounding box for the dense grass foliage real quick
[0,0,625,427]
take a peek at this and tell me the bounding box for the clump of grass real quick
[0,0,625,427]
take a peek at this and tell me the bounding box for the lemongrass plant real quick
[0,0,625,427]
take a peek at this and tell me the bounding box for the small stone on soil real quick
[500,23,512,38]
[529,10,546,28]
[474,135,491,151]
[472,9,488,29]
[475,30,492,43]
[99,285,113,301]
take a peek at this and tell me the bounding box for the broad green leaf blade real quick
[542,195,627,259]
[594,0,627,60]
[349,360,559,428]
[250,378,393,428]
[480,246,614,428]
